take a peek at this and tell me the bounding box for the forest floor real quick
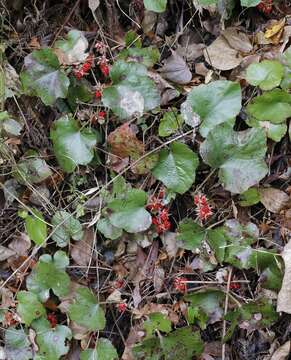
[0,0,291,359]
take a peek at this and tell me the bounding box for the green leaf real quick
[32,317,72,360]
[200,123,268,193]
[158,109,184,137]
[80,338,118,360]
[4,328,32,360]
[26,251,70,302]
[183,80,241,137]
[207,227,227,264]
[25,209,47,245]
[96,218,123,240]
[153,142,199,194]
[119,47,160,68]
[246,89,291,124]
[50,115,98,173]
[0,111,23,136]
[143,313,171,339]
[108,188,152,233]
[186,306,208,329]
[239,188,261,207]
[20,48,69,105]
[133,327,203,360]
[14,150,52,184]
[240,0,260,6]
[67,78,93,111]
[68,287,106,331]
[246,116,287,142]
[54,30,88,65]
[185,290,225,324]
[143,0,167,12]
[246,60,284,90]
[17,291,46,325]
[177,219,205,250]
[51,210,83,247]
[224,300,278,341]
[102,60,160,119]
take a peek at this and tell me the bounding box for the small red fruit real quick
[173,277,188,293]
[47,313,57,328]
[98,111,106,119]
[95,90,102,99]
[117,303,127,313]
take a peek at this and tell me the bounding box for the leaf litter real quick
[0,0,291,359]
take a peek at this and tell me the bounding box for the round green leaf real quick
[51,210,83,247]
[68,287,106,331]
[25,209,47,246]
[51,115,98,173]
[246,89,291,124]
[200,123,268,194]
[183,80,241,137]
[26,251,70,302]
[96,218,123,240]
[20,48,70,105]
[152,142,199,194]
[4,328,32,360]
[246,60,284,90]
[177,219,205,250]
[14,150,52,184]
[16,291,46,326]
[108,189,152,233]
[240,0,260,6]
[32,317,72,360]
[246,116,287,142]
[54,30,88,65]
[143,0,167,12]
[80,338,118,360]
[102,61,160,119]
[158,109,184,137]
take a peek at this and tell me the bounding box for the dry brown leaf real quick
[270,341,291,360]
[71,228,94,267]
[159,51,192,84]
[108,122,144,159]
[0,245,15,261]
[148,71,179,106]
[161,232,178,258]
[8,233,31,256]
[277,241,291,313]
[259,187,290,213]
[203,36,242,71]
[222,27,253,53]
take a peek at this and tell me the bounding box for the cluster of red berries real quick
[73,54,94,80]
[117,302,127,313]
[194,193,213,222]
[73,40,110,80]
[173,277,187,293]
[147,190,171,234]
[256,0,272,14]
[229,282,241,290]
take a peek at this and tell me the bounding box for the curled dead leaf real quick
[259,187,290,213]
[203,35,242,71]
[277,241,291,313]
[159,51,192,84]
[270,341,291,360]
[71,228,94,266]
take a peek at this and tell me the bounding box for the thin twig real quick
[222,267,233,360]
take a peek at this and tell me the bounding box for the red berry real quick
[173,277,187,293]
[95,90,102,99]
[98,111,106,119]
[117,303,127,312]
[100,63,109,77]
[47,313,57,328]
